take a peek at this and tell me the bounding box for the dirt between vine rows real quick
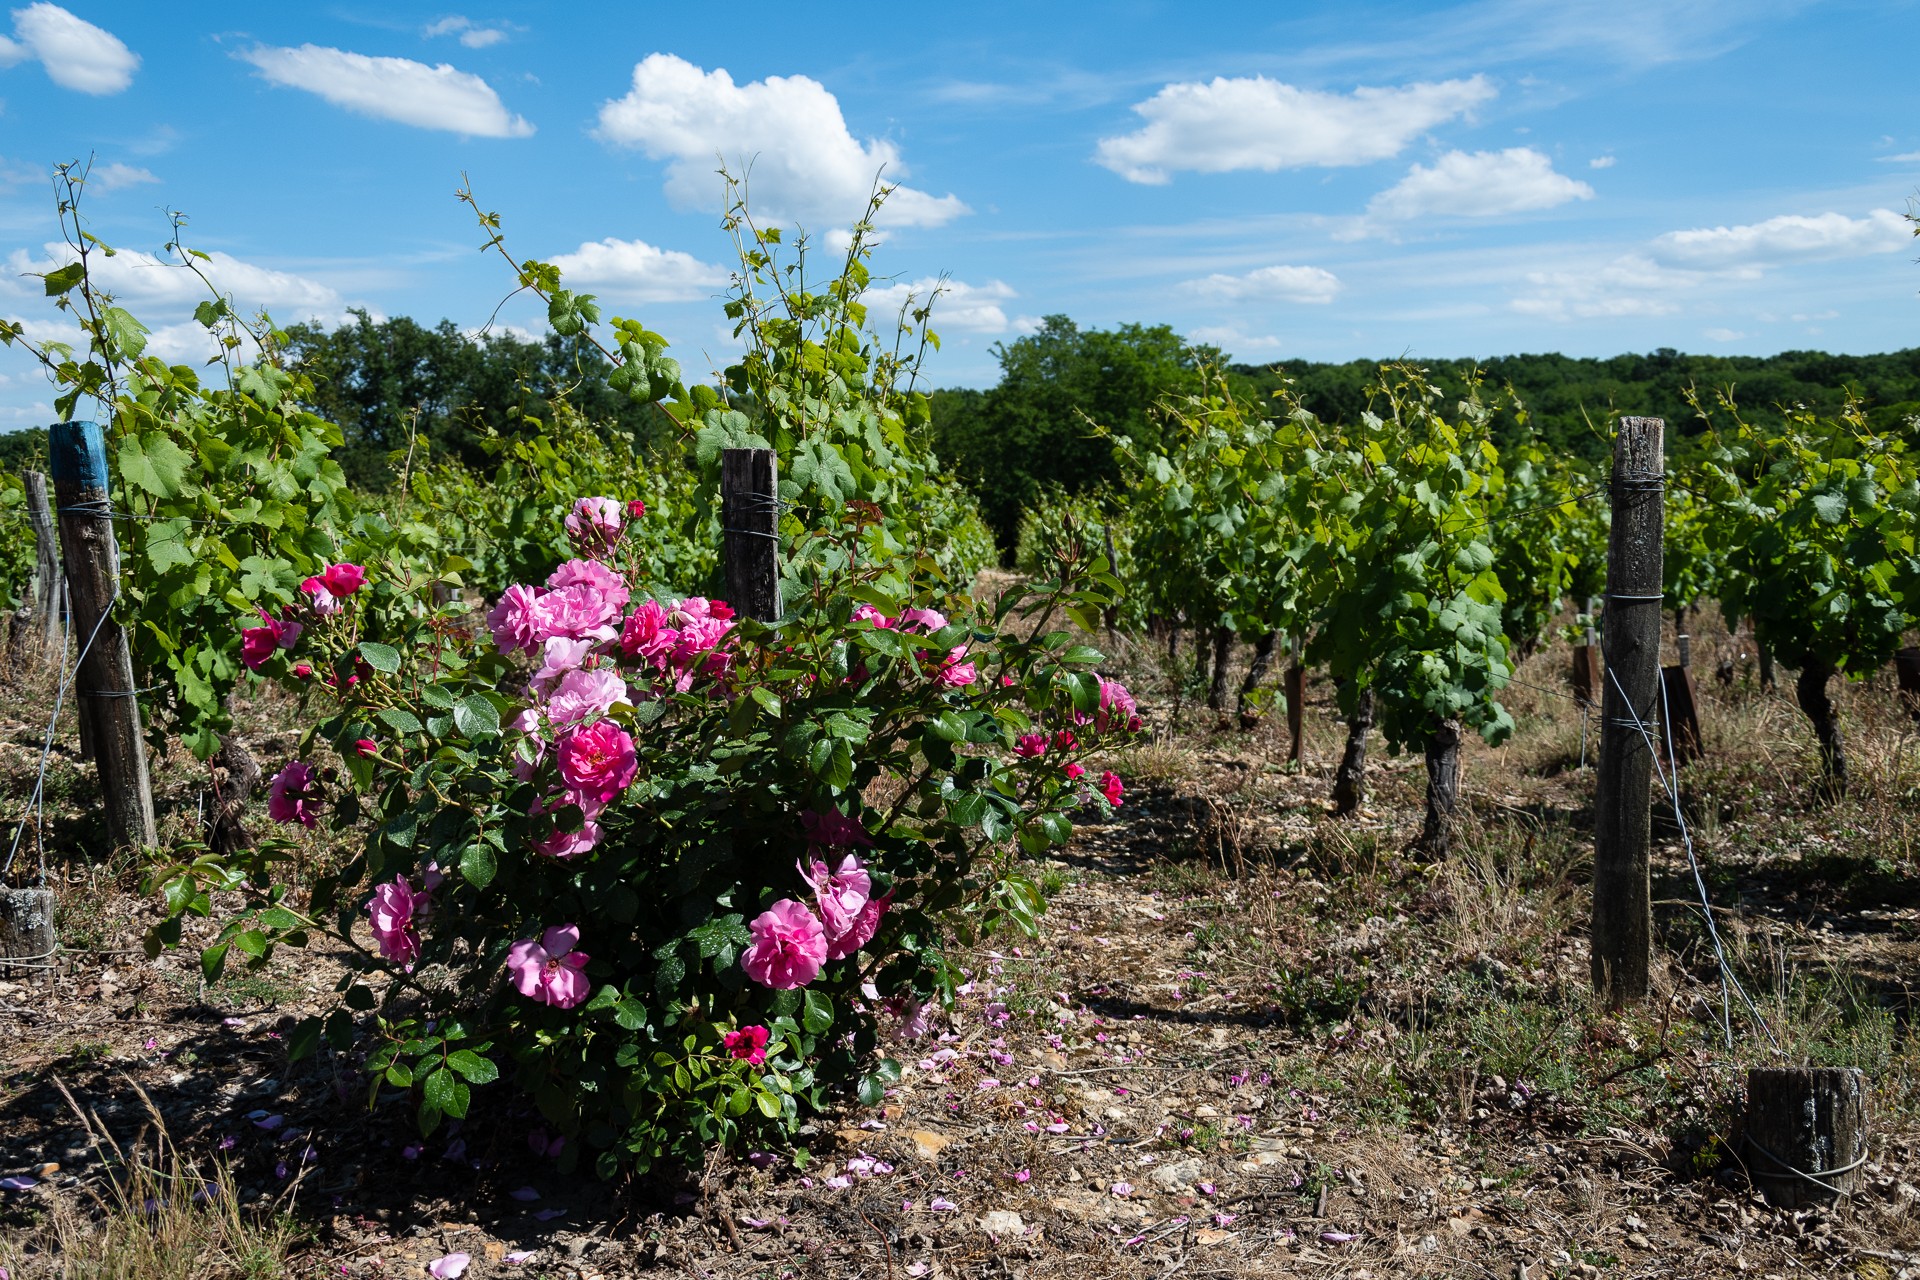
[3,628,1920,1279]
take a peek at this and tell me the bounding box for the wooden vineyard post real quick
[25,470,64,664]
[1591,416,1663,1006]
[1895,645,1920,723]
[0,886,56,976]
[1744,1067,1868,1208]
[49,421,157,850]
[1661,630,1703,765]
[721,448,783,624]
[1284,647,1306,767]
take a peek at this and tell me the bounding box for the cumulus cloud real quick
[547,237,727,304]
[1649,209,1909,270]
[239,44,534,138]
[6,243,342,314]
[1187,325,1282,354]
[1185,264,1341,304]
[595,54,967,230]
[1589,155,1616,169]
[88,161,157,191]
[1366,148,1594,222]
[0,3,138,94]
[424,16,509,49]
[1509,253,1688,321]
[1094,74,1494,184]
[864,278,1019,333]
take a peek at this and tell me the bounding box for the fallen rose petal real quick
[1320,1231,1357,1244]
[503,1252,535,1265]
[0,1177,37,1190]
[533,1208,566,1221]
[510,1186,540,1201]
[824,1175,852,1189]
[929,1196,958,1211]
[1110,1181,1132,1197]
[427,1253,470,1279]
[252,1114,284,1131]
[740,1216,771,1228]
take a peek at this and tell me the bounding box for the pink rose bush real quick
[195,495,1131,1175]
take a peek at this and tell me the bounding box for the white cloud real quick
[1188,325,1282,354]
[6,243,342,314]
[239,44,534,138]
[1367,148,1594,222]
[88,161,157,191]
[1185,264,1341,304]
[1509,253,1688,321]
[1093,74,1494,184]
[1650,209,1910,269]
[546,237,727,304]
[1703,327,1744,342]
[1589,154,1616,169]
[1878,151,1920,164]
[424,16,509,49]
[596,54,966,229]
[0,3,137,94]
[864,278,1018,333]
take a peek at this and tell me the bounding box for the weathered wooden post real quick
[0,886,56,975]
[1745,1067,1868,1207]
[1284,649,1306,767]
[1661,631,1703,765]
[24,470,63,664]
[1592,416,1663,1006]
[721,447,782,623]
[49,421,156,850]
[1894,645,1920,723]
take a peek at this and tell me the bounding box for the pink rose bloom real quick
[353,738,378,757]
[626,498,647,519]
[619,600,678,666]
[507,925,591,1009]
[800,853,872,937]
[563,498,624,552]
[368,875,424,969]
[896,607,948,632]
[487,584,546,655]
[881,995,933,1040]
[1095,679,1139,734]
[723,1025,770,1065]
[299,578,340,616]
[740,899,829,989]
[318,563,366,598]
[533,583,621,643]
[547,559,631,611]
[1052,729,1078,752]
[851,603,894,629]
[239,609,301,670]
[826,889,893,961]
[535,820,603,859]
[531,636,596,696]
[1100,771,1125,807]
[554,720,638,805]
[545,668,630,728]
[292,662,313,680]
[1064,762,1086,781]
[666,615,733,688]
[266,761,318,828]
[934,658,977,688]
[801,810,873,848]
[666,596,734,625]
[1013,734,1047,759]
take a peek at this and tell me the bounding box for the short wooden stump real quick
[1744,1066,1869,1208]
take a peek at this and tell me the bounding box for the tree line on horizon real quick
[3,310,1916,557]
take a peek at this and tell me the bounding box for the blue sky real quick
[0,0,1916,429]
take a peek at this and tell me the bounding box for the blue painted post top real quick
[48,420,109,490]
